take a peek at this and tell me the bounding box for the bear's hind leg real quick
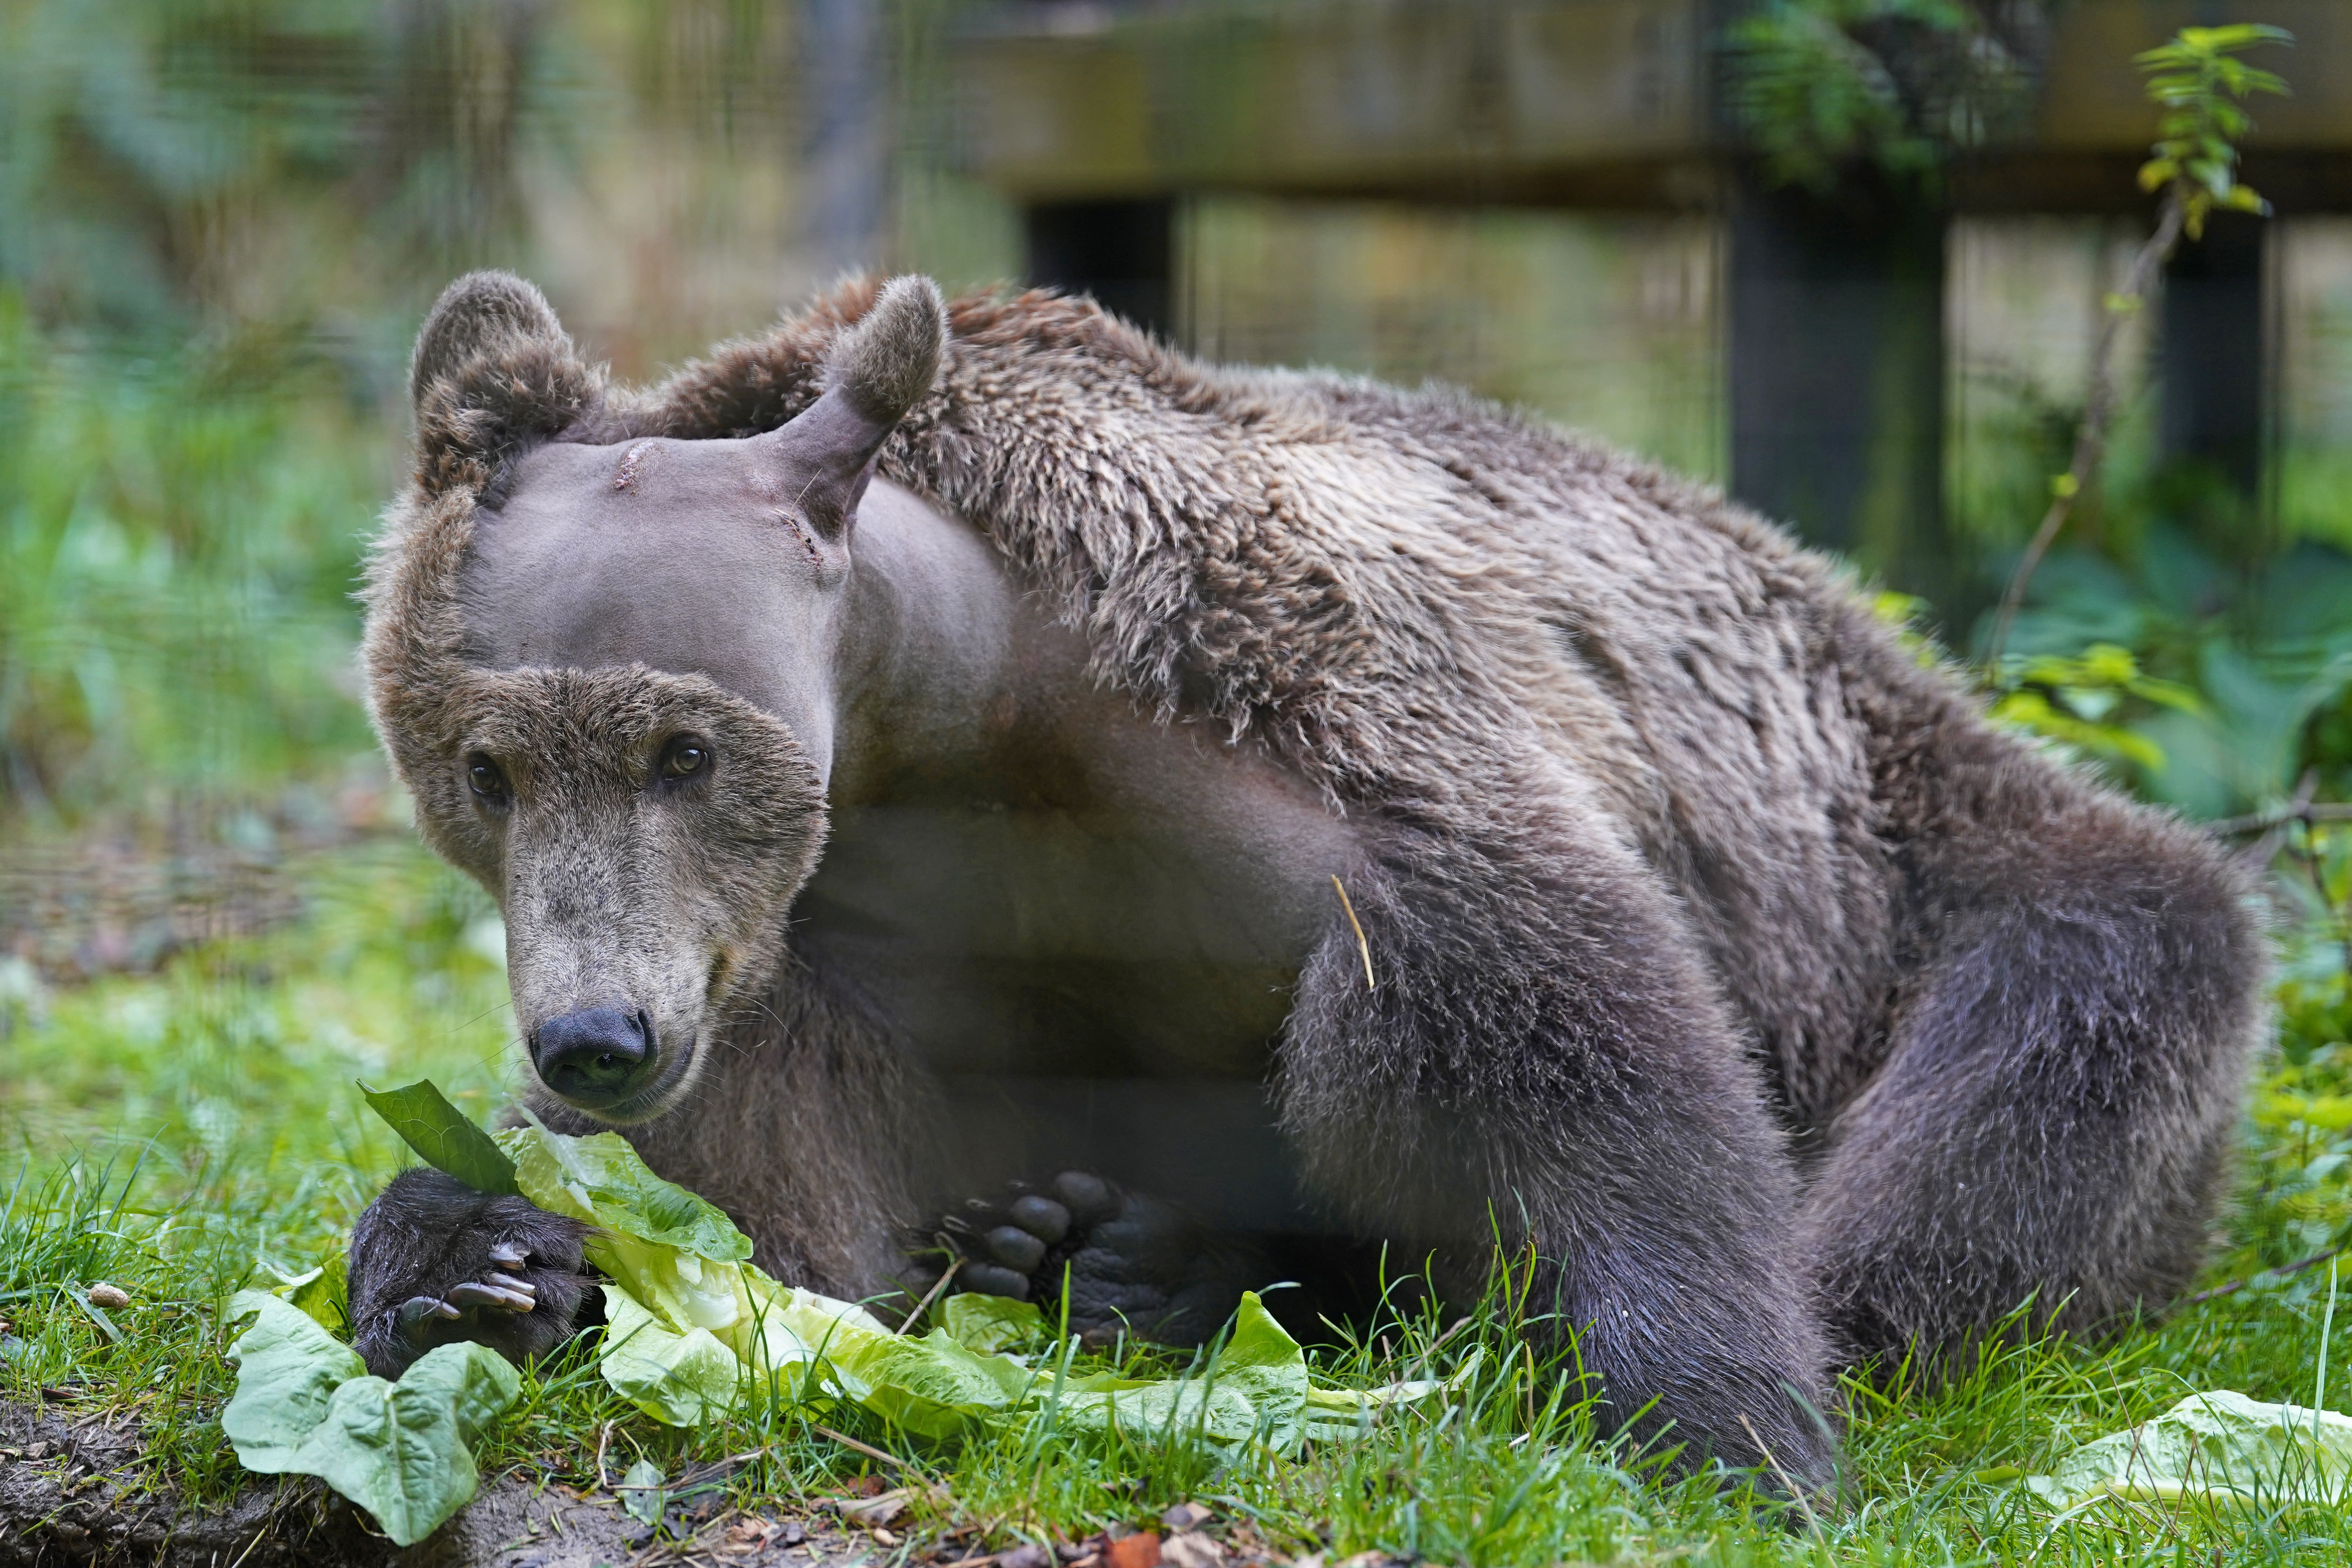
[1284,811,1838,1488]
[1802,807,2264,1366]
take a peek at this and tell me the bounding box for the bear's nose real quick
[530,1007,655,1107]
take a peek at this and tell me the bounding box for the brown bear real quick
[347,271,2264,1489]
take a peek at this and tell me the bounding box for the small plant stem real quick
[897,1256,961,1335]
[2208,802,2352,837]
[1987,191,2186,662]
[1404,1314,1474,1383]
[2317,1254,2338,1414]
[1330,876,1376,990]
[1739,1412,1821,1533]
[811,1424,923,1474]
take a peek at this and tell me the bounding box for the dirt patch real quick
[0,1403,877,1567]
[400,1466,874,1568]
[0,1401,389,1566]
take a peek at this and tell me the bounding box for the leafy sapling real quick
[1987,23,2293,657]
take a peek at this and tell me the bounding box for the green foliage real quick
[224,1291,522,1546]
[0,300,385,821]
[372,1088,1428,1450]
[1986,534,2352,816]
[0,0,549,334]
[2136,25,2294,241]
[1985,643,2201,773]
[359,1079,520,1197]
[1724,0,2044,192]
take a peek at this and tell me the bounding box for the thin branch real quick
[1986,191,2186,662]
[2181,1244,2347,1307]
[1739,1411,1822,1533]
[1330,875,1376,991]
[2224,771,2317,868]
[2209,802,2352,838]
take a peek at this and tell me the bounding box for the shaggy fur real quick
[608,279,2262,1338]
[349,1168,591,1376]
[359,274,2266,1484]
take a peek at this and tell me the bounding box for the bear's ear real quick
[409,271,601,496]
[765,274,946,541]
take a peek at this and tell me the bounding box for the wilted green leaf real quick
[2025,1390,2352,1511]
[497,1115,750,1262]
[617,1458,667,1525]
[1304,1360,1457,1443]
[1054,1293,1311,1448]
[485,1093,1436,1448]
[361,1080,520,1196]
[224,1291,521,1546]
[809,1317,1035,1440]
[223,1291,364,1469]
[298,1344,521,1546]
[942,1293,1047,1355]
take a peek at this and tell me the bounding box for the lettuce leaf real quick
[223,1291,521,1546]
[942,1293,1047,1355]
[495,1115,750,1262]
[1046,1295,1309,1449]
[359,1080,520,1196]
[299,1340,521,1545]
[600,1283,747,1427]
[223,1291,364,1468]
[2025,1390,2352,1511]
[381,1085,1441,1450]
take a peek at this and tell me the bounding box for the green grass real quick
[2,835,2349,1564]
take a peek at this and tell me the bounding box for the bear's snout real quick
[529,1006,656,1109]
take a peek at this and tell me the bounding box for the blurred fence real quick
[5,0,2352,827]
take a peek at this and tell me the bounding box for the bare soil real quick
[0,1402,868,1567]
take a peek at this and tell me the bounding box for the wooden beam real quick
[951,0,1710,202]
[949,0,2352,210]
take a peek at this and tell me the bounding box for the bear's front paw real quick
[935,1172,1242,1347]
[348,1167,592,1378]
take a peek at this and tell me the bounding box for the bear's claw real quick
[350,1167,592,1377]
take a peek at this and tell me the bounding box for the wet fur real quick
[363,275,2266,1478]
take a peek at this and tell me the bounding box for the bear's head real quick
[363,271,946,1123]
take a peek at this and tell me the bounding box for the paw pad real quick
[933,1171,1233,1344]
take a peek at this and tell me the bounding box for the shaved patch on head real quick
[614,442,653,491]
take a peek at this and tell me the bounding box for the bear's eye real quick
[465,752,509,806]
[658,736,711,784]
